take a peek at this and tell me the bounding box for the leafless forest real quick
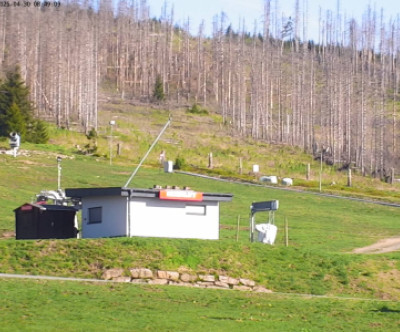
[1,0,399,177]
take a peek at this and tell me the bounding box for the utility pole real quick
[57,156,62,190]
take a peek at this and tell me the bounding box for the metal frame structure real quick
[249,200,279,242]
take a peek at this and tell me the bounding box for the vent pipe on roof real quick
[124,115,171,188]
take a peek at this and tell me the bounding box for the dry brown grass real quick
[46,97,400,203]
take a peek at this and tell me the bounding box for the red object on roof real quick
[159,189,203,202]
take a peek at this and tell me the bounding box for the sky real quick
[146,0,400,42]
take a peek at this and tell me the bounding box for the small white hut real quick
[65,187,233,240]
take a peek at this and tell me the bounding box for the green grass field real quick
[1,154,400,299]
[1,278,400,332]
[1,104,400,330]
[1,150,399,250]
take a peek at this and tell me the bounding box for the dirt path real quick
[352,237,400,254]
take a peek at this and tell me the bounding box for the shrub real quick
[26,119,49,144]
[153,75,165,102]
[186,104,209,115]
[174,156,186,170]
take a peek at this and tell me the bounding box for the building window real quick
[186,205,206,216]
[88,207,102,224]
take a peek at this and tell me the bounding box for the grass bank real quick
[1,237,400,299]
[1,278,400,331]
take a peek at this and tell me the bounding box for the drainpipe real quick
[127,189,132,237]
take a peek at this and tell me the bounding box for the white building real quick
[65,187,233,240]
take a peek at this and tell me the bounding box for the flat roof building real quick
[65,187,233,240]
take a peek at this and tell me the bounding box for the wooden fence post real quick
[208,152,213,169]
[391,168,395,185]
[347,168,352,187]
[236,215,240,242]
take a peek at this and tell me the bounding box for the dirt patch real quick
[0,231,15,239]
[352,237,400,254]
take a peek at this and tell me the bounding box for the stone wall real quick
[101,268,272,293]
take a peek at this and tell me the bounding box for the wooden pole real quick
[208,152,213,169]
[250,214,254,243]
[285,217,289,247]
[391,168,395,185]
[347,168,352,187]
[239,157,243,175]
[236,215,240,242]
[306,163,310,180]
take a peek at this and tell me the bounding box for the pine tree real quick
[26,120,49,144]
[0,67,48,143]
[0,67,33,137]
[4,102,25,137]
[153,75,165,102]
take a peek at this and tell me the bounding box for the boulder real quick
[130,268,153,279]
[198,274,215,282]
[239,278,256,287]
[219,275,239,285]
[214,281,230,289]
[180,273,197,282]
[253,286,273,293]
[196,281,215,288]
[166,271,180,281]
[101,268,124,280]
[148,279,169,285]
[156,270,168,279]
[157,270,180,281]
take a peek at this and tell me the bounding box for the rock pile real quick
[101,268,272,293]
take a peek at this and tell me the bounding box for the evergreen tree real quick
[0,67,48,143]
[0,67,32,131]
[26,120,49,144]
[153,75,165,102]
[4,102,26,137]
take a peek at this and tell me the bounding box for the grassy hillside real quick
[1,102,400,308]
[1,149,399,250]
[1,145,400,299]
[48,100,400,203]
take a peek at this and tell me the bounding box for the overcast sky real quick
[146,0,400,42]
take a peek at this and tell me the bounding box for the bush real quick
[153,75,165,102]
[76,128,98,155]
[86,128,98,141]
[26,120,49,144]
[186,104,209,115]
[174,156,186,170]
